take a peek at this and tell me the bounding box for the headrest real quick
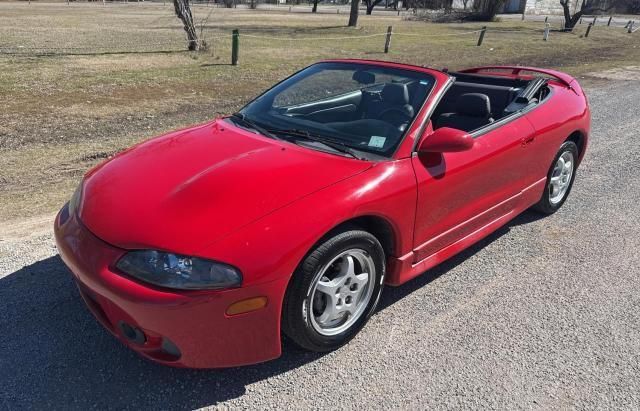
[352,70,375,85]
[455,93,491,118]
[381,83,409,105]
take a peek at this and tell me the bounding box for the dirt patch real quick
[0,214,56,241]
[586,66,640,81]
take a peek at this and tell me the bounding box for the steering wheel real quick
[377,107,412,129]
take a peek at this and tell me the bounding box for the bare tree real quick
[560,0,615,29]
[173,0,201,50]
[471,0,506,20]
[626,0,640,12]
[363,0,384,14]
[348,0,359,26]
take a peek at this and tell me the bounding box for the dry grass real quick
[0,2,638,223]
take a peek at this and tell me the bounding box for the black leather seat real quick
[436,93,494,132]
[365,83,415,129]
[438,81,521,118]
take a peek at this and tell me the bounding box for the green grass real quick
[0,2,638,224]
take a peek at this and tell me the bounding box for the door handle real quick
[521,135,535,146]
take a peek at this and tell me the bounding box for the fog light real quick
[118,321,146,345]
[226,296,268,316]
[161,337,181,359]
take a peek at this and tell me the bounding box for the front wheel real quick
[281,229,385,352]
[532,140,579,214]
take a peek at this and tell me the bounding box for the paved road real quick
[1,78,639,410]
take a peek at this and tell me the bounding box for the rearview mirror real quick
[418,127,474,153]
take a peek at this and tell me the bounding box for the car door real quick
[411,116,537,263]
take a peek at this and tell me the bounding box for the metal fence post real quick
[544,16,548,24]
[231,29,239,65]
[384,25,393,53]
[477,26,487,46]
[585,22,593,37]
[607,16,612,26]
[593,16,597,25]
[543,23,550,41]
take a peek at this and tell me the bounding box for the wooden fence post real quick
[477,26,487,46]
[585,22,593,37]
[384,25,393,53]
[629,21,635,33]
[231,29,239,65]
[607,16,612,26]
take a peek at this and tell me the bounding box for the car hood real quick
[79,119,372,254]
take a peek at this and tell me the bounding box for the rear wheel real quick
[532,141,579,214]
[282,229,385,352]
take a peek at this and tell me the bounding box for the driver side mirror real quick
[418,127,474,154]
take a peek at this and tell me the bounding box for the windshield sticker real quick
[368,136,386,148]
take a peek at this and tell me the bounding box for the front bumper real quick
[54,206,287,368]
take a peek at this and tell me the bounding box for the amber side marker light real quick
[226,296,268,316]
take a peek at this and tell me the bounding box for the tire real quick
[281,229,385,352]
[532,140,579,214]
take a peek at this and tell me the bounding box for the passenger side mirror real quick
[418,127,474,153]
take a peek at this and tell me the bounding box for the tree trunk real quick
[561,0,608,30]
[366,3,374,13]
[560,0,578,29]
[348,0,359,26]
[312,0,318,12]
[173,0,199,50]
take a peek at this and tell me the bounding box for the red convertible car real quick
[55,59,589,368]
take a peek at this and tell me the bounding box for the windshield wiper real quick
[229,113,280,140]
[266,128,362,159]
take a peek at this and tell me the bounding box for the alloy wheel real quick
[309,249,375,336]
[549,150,574,205]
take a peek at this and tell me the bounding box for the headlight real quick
[68,184,83,217]
[115,250,242,290]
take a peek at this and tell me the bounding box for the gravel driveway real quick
[1,78,639,410]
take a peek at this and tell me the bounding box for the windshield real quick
[238,62,435,158]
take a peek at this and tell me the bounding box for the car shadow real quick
[0,210,540,409]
